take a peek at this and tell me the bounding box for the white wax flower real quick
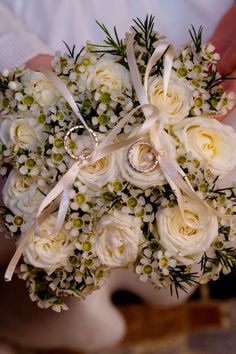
[156,197,218,265]
[86,55,132,97]
[117,130,176,189]
[24,214,76,274]
[28,71,60,106]
[94,210,144,267]
[148,75,192,126]
[174,117,236,177]
[0,116,45,150]
[2,170,46,220]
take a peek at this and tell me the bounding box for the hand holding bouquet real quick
[0,16,236,312]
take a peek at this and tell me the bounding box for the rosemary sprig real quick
[75,46,85,63]
[132,15,156,53]
[169,267,199,297]
[63,42,85,63]
[206,70,236,90]
[200,252,216,273]
[215,249,236,270]
[189,25,203,53]
[0,77,9,91]
[209,175,220,192]
[90,21,126,62]
[63,41,76,58]
[218,225,231,241]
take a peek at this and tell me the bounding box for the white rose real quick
[86,55,132,97]
[0,116,44,150]
[94,210,144,267]
[68,131,119,189]
[2,170,47,219]
[156,197,218,265]
[117,130,176,189]
[79,152,119,190]
[29,72,60,106]
[24,214,76,274]
[174,117,236,177]
[148,75,192,126]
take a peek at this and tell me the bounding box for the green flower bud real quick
[60,57,68,69]
[82,57,90,66]
[69,255,78,265]
[112,180,123,192]
[100,92,111,104]
[98,114,109,126]
[25,158,36,169]
[82,241,92,252]
[209,98,218,108]
[83,98,92,109]
[213,239,224,251]
[54,138,64,149]
[194,97,203,107]
[73,218,84,229]
[1,97,10,108]
[52,153,63,163]
[143,264,152,275]
[159,256,169,268]
[56,112,65,121]
[193,64,202,73]
[22,95,34,106]
[13,215,24,226]
[177,67,188,77]
[127,197,137,208]
[75,193,86,204]
[199,183,208,193]
[177,155,186,165]
[37,114,46,124]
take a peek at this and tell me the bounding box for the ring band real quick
[64,125,98,160]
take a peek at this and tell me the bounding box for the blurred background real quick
[1,273,236,354]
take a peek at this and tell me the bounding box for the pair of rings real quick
[64,126,159,172]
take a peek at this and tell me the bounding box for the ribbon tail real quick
[35,160,85,225]
[4,230,33,281]
[159,156,211,228]
[163,45,174,102]
[40,67,96,148]
[126,32,148,106]
[5,195,61,281]
[51,188,70,235]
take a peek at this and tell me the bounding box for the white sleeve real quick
[0,1,52,71]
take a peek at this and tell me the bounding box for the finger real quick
[26,54,54,71]
[210,4,236,56]
[221,68,236,95]
[217,42,236,75]
[215,68,236,122]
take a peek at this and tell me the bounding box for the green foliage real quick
[189,25,203,53]
[91,21,126,63]
[169,267,199,297]
[132,15,157,53]
[62,41,85,63]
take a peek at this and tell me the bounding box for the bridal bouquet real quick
[0,16,236,311]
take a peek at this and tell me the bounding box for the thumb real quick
[215,68,236,122]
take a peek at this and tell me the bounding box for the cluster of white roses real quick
[0,18,236,311]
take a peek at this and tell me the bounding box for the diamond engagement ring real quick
[127,141,159,173]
